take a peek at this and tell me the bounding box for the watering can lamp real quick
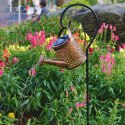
[39,34,86,69]
[38,3,99,125]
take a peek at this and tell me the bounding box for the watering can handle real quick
[58,27,66,38]
[58,25,87,49]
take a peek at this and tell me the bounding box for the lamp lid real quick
[53,35,69,47]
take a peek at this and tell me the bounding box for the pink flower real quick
[102,22,106,28]
[70,86,75,92]
[107,45,111,51]
[110,58,115,65]
[46,44,52,51]
[35,31,39,38]
[69,107,73,113]
[100,53,115,75]
[98,27,103,34]
[46,37,57,51]
[27,30,46,48]
[112,33,119,41]
[105,24,109,29]
[80,102,86,107]
[39,35,46,45]
[113,26,116,31]
[121,44,125,49]
[26,33,32,41]
[12,57,19,64]
[106,53,111,59]
[118,46,122,51]
[102,67,106,73]
[122,104,125,107]
[39,30,46,44]
[76,102,86,108]
[0,70,4,77]
[31,37,37,48]
[99,55,104,60]
[107,70,111,75]
[105,53,111,62]
[66,90,68,98]
[0,60,6,68]
[111,33,115,40]
[109,25,113,30]
[76,102,81,108]
[40,30,45,35]
[114,35,119,41]
[29,68,37,76]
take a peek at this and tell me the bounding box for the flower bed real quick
[0,18,125,124]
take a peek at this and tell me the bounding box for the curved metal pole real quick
[59,4,99,125]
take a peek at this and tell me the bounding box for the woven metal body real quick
[53,35,86,69]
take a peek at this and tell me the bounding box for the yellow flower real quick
[8,112,15,119]
[112,54,115,58]
[0,113,2,116]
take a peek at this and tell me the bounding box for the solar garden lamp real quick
[38,4,99,125]
[38,31,86,69]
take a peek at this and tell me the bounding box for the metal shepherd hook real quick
[59,4,99,125]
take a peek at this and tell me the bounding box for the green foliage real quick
[88,0,97,5]
[12,0,33,6]
[117,0,125,3]
[62,0,90,8]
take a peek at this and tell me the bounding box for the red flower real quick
[110,47,115,53]
[2,49,11,62]
[89,48,94,54]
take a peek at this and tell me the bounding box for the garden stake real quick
[38,3,99,125]
[59,4,99,125]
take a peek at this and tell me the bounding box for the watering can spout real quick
[38,55,69,69]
